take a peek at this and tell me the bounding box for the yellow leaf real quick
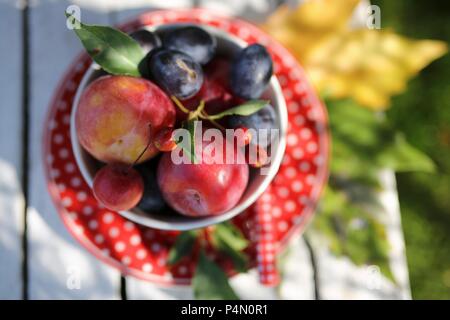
[262,1,448,110]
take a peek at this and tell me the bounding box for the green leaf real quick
[208,100,269,120]
[176,120,198,164]
[377,133,435,173]
[211,222,249,272]
[66,13,144,76]
[193,251,239,300]
[167,231,197,265]
[328,99,436,184]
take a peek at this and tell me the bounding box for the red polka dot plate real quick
[43,8,329,286]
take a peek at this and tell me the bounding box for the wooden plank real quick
[313,171,411,300]
[27,0,120,299]
[0,1,24,300]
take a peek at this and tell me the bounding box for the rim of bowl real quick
[70,23,287,230]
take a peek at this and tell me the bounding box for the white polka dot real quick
[300,128,312,140]
[294,115,305,126]
[65,163,75,173]
[157,258,166,267]
[53,134,63,144]
[287,134,298,147]
[261,193,272,202]
[289,69,301,80]
[306,142,318,153]
[151,243,161,252]
[121,256,131,265]
[307,108,319,120]
[266,264,274,272]
[285,201,296,212]
[292,148,304,160]
[277,187,290,198]
[299,196,309,205]
[136,249,147,260]
[263,213,272,222]
[265,243,274,251]
[49,120,58,130]
[283,89,293,99]
[314,155,324,166]
[293,216,304,225]
[124,221,134,231]
[306,174,315,185]
[281,154,291,165]
[278,221,288,232]
[285,167,297,178]
[94,234,104,244]
[301,97,311,106]
[83,206,93,216]
[288,101,299,113]
[300,161,311,172]
[109,227,119,238]
[278,75,288,86]
[261,203,271,212]
[266,253,274,262]
[71,177,81,188]
[88,220,98,230]
[102,249,110,256]
[130,235,141,246]
[62,197,72,207]
[145,230,155,239]
[142,263,153,273]
[292,180,303,192]
[58,183,66,191]
[294,82,306,94]
[77,191,87,202]
[115,242,125,252]
[103,213,114,224]
[264,224,272,231]
[272,207,282,218]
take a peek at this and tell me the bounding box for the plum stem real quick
[171,95,190,114]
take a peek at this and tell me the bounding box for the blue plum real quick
[149,49,204,99]
[230,44,273,99]
[130,29,161,54]
[163,26,216,65]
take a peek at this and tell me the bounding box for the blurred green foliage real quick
[373,0,450,299]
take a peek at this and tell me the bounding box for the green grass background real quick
[372,0,450,299]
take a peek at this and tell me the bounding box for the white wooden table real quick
[0,0,411,300]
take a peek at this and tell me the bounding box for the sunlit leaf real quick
[262,2,447,109]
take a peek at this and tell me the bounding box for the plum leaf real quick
[167,231,198,265]
[66,12,144,77]
[193,251,239,300]
[208,100,269,120]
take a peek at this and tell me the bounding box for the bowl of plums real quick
[70,21,287,230]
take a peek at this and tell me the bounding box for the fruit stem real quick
[188,100,205,120]
[171,95,190,114]
[129,123,152,170]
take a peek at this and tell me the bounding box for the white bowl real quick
[71,23,287,230]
